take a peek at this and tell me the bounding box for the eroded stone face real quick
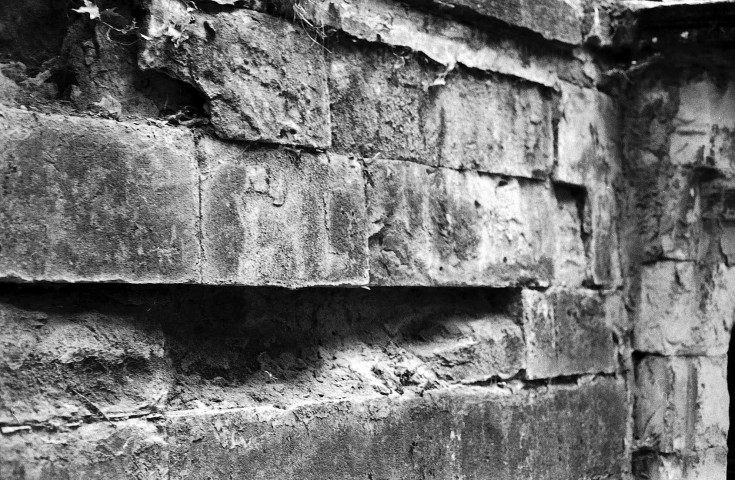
[166,379,627,480]
[522,289,616,379]
[635,261,735,356]
[139,0,330,147]
[366,159,554,286]
[330,43,553,178]
[635,355,729,454]
[0,106,200,283]
[199,138,368,287]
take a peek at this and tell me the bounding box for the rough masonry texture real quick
[1,0,734,479]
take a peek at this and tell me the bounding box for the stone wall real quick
[0,0,732,479]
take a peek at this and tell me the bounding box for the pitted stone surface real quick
[330,43,553,178]
[199,138,367,287]
[0,106,199,283]
[166,379,627,480]
[635,355,729,453]
[522,289,616,379]
[366,159,554,286]
[139,0,330,147]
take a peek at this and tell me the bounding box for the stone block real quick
[635,355,728,453]
[669,74,735,173]
[0,297,171,425]
[366,159,554,286]
[0,106,200,283]
[522,289,616,379]
[330,43,553,178]
[401,0,583,45]
[552,185,587,287]
[0,420,168,479]
[634,447,727,480]
[199,138,368,287]
[139,0,330,147]
[635,261,735,355]
[167,379,627,479]
[555,83,620,187]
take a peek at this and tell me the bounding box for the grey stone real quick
[330,43,553,177]
[139,0,330,147]
[366,159,554,286]
[166,379,627,479]
[0,106,200,283]
[199,137,368,287]
[522,289,617,379]
[635,355,729,454]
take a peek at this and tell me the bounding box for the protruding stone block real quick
[139,0,330,147]
[366,159,554,286]
[199,138,368,287]
[522,289,616,379]
[0,107,199,283]
[635,261,735,355]
[166,379,627,479]
[330,44,553,177]
[635,355,728,453]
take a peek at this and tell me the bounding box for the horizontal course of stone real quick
[0,103,611,287]
[0,283,624,478]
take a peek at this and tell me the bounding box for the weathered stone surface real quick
[306,0,582,87]
[669,74,735,172]
[366,160,554,286]
[0,297,171,425]
[0,106,199,283]
[552,185,587,287]
[330,43,553,177]
[556,83,621,187]
[139,0,330,147]
[522,289,616,379]
[167,379,627,479]
[0,419,168,479]
[634,447,728,480]
[635,261,735,355]
[402,0,583,45]
[199,138,367,287]
[635,355,728,453]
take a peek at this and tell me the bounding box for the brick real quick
[0,419,168,479]
[167,379,627,479]
[330,43,553,177]
[0,298,171,425]
[139,0,330,147]
[635,261,735,355]
[635,355,728,454]
[366,160,554,286]
[0,107,199,283]
[522,289,617,379]
[199,138,368,287]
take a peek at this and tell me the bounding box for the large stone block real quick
[366,160,554,286]
[199,138,368,287]
[635,261,735,355]
[402,0,583,45]
[635,355,728,454]
[0,296,171,425]
[0,107,200,283]
[669,74,735,173]
[139,0,330,147]
[167,379,627,479]
[522,289,617,379]
[330,43,553,178]
[0,419,168,479]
